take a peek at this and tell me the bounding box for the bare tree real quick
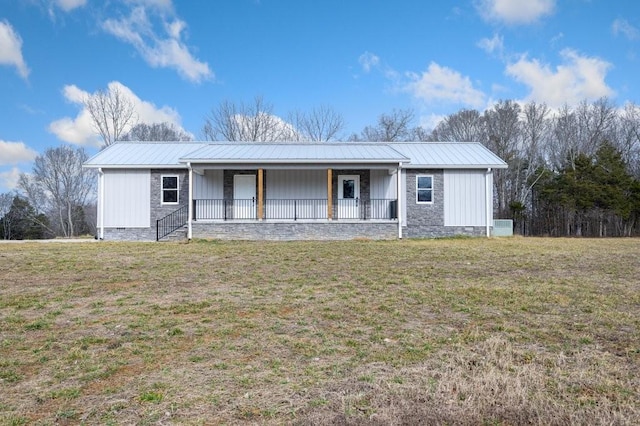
[615,102,640,178]
[516,101,550,204]
[351,109,415,142]
[202,96,296,142]
[18,146,95,237]
[288,105,345,142]
[85,85,137,147]
[120,122,193,141]
[429,109,483,142]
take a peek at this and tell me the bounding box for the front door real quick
[337,175,360,219]
[233,175,256,219]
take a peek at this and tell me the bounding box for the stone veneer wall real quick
[192,221,397,241]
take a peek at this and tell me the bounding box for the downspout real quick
[397,162,403,239]
[485,168,492,238]
[188,163,193,240]
[98,168,104,240]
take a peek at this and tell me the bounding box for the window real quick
[416,175,433,203]
[162,175,179,204]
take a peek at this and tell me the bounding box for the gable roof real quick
[84,141,507,169]
[180,143,409,164]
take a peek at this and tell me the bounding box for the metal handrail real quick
[156,204,188,241]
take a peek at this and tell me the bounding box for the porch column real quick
[187,163,193,240]
[258,168,264,221]
[327,168,333,220]
[397,164,402,239]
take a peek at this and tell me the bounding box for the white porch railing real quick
[193,199,398,221]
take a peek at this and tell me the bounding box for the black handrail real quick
[156,205,188,241]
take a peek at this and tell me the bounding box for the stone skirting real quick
[192,221,398,241]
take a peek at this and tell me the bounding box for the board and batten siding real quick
[194,170,223,199]
[101,169,150,227]
[443,170,490,227]
[266,170,327,198]
[369,169,397,200]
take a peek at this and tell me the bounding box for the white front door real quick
[337,175,360,219]
[233,175,256,219]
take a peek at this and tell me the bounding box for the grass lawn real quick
[0,237,638,425]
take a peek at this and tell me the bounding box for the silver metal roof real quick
[180,143,409,164]
[84,141,507,169]
[388,142,508,169]
[84,142,207,168]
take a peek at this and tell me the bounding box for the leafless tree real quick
[351,109,415,142]
[429,109,484,142]
[614,102,640,178]
[85,86,137,147]
[202,96,296,142]
[120,122,193,142]
[18,146,95,237]
[288,105,345,142]
[516,101,550,204]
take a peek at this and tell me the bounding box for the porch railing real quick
[193,199,397,221]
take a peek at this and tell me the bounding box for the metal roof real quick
[180,143,409,164]
[387,142,508,169]
[83,141,507,169]
[84,142,207,168]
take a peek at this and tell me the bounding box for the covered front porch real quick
[180,143,408,240]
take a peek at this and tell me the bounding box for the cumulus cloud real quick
[403,63,486,108]
[506,49,614,108]
[102,6,212,83]
[48,81,186,146]
[0,20,30,80]
[478,34,504,56]
[476,0,555,25]
[0,140,38,165]
[54,0,87,12]
[0,167,21,191]
[612,18,640,41]
[359,52,380,73]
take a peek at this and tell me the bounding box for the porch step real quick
[159,225,188,242]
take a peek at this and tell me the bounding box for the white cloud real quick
[476,0,555,25]
[506,49,614,108]
[54,0,87,12]
[612,19,640,41]
[48,81,186,146]
[0,167,21,191]
[403,63,486,108]
[102,6,212,83]
[0,20,30,80]
[359,52,380,73]
[0,140,38,165]
[478,34,504,56]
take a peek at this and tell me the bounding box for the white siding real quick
[443,170,487,226]
[370,169,397,199]
[266,170,327,198]
[103,169,150,227]
[194,170,223,199]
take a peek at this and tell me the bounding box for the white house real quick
[83,141,508,241]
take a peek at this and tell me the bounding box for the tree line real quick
[2,91,639,238]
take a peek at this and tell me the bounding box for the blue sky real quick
[1,0,639,192]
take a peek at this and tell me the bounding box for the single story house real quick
[83,141,507,241]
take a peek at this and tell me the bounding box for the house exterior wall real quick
[194,169,223,199]
[370,169,397,199]
[403,168,487,238]
[101,169,150,227]
[443,170,488,226]
[103,168,188,241]
[266,169,327,198]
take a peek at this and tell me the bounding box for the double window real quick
[162,175,179,204]
[416,175,433,203]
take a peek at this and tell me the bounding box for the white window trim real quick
[416,174,433,204]
[161,174,179,205]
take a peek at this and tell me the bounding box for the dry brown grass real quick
[0,237,638,425]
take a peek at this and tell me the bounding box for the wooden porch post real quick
[258,168,264,220]
[327,168,333,220]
